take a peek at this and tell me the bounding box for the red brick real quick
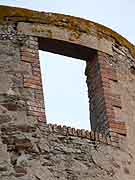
[21,56,37,63]
[110,128,127,136]
[24,82,42,89]
[24,79,42,86]
[109,121,126,130]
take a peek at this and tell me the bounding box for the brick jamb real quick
[20,36,46,123]
[85,51,127,138]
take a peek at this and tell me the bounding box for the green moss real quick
[0,5,135,58]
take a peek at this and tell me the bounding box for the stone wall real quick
[112,43,135,168]
[0,123,134,180]
[0,5,135,180]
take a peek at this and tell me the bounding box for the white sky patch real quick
[39,51,90,130]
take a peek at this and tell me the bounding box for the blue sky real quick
[0,0,134,129]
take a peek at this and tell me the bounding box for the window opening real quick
[39,50,90,130]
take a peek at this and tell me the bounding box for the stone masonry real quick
[0,5,135,180]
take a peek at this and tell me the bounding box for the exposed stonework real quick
[0,123,134,180]
[0,5,134,180]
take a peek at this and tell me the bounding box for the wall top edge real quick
[0,5,134,58]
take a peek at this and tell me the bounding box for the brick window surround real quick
[20,36,127,145]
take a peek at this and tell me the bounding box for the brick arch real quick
[0,5,132,145]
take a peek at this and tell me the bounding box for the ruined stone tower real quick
[0,5,135,180]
